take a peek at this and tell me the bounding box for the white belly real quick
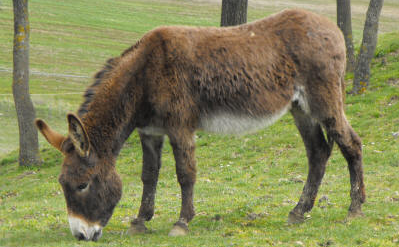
[199,105,289,135]
[138,106,289,136]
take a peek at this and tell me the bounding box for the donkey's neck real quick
[79,55,144,157]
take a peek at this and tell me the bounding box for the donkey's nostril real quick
[78,232,86,241]
[92,229,102,241]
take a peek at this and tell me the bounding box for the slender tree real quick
[352,0,384,94]
[13,0,41,166]
[221,0,248,27]
[337,0,356,72]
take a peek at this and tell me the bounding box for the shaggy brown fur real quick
[36,9,365,241]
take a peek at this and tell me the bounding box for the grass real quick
[1,0,399,246]
[1,0,399,152]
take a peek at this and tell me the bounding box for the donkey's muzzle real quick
[74,228,102,241]
[68,214,103,241]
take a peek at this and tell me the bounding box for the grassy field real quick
[1,0,399,246]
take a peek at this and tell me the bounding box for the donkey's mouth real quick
[75,229,102,241]
[68,214,103,241]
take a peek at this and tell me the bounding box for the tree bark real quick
[352,0,384,94]
[337,0,356,72]
[13,0,41,166]
[221,0,248,27]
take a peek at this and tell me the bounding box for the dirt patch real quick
[194,0,399,33]
[388,95,399,107]
[196,0,399,17]
[246,212,269,221]
[387,78,399,87]
[0,190,18,199]
[390,95,399,101]
[16,171,37,180]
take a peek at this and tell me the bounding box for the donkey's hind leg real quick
[304,74,365,218]
[322,112,365,218]
[288,105,334,224]
[130,132,164,234]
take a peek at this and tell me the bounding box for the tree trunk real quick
[352,0,384,94]
[13,0,41,166]
[337,0,356,72]
[221,0,248,27]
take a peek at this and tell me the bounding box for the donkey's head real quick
[35,113,122,241]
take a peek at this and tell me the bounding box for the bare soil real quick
[194,0,399,33]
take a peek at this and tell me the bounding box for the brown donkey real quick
[35,9,365,241]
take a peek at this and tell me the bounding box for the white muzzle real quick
[68,214,103,241]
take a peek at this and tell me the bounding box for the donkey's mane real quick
[77,41,141,117]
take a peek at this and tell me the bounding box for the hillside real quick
[1,0,399,246]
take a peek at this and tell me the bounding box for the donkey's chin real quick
[68,214,103,241]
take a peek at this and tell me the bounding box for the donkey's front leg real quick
[168,131,196,236]
[130,132,164,234]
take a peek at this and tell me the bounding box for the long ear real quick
[35,119,66,152]
[67,113,90,157]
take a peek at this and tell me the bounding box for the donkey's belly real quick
[199,105,290,135]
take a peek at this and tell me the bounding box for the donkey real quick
[35,9,365,241]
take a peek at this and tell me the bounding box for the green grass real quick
[1,0,399,246]
[1,0,399,152]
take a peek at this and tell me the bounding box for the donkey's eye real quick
[77,183,88,191]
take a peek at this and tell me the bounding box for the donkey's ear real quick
[67,113,90,157]
[35,119,66,152]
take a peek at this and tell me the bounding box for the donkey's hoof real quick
[287,211,304,224]
[129,221,148,235]
[168,222,189,236]
[346,210,364,220]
